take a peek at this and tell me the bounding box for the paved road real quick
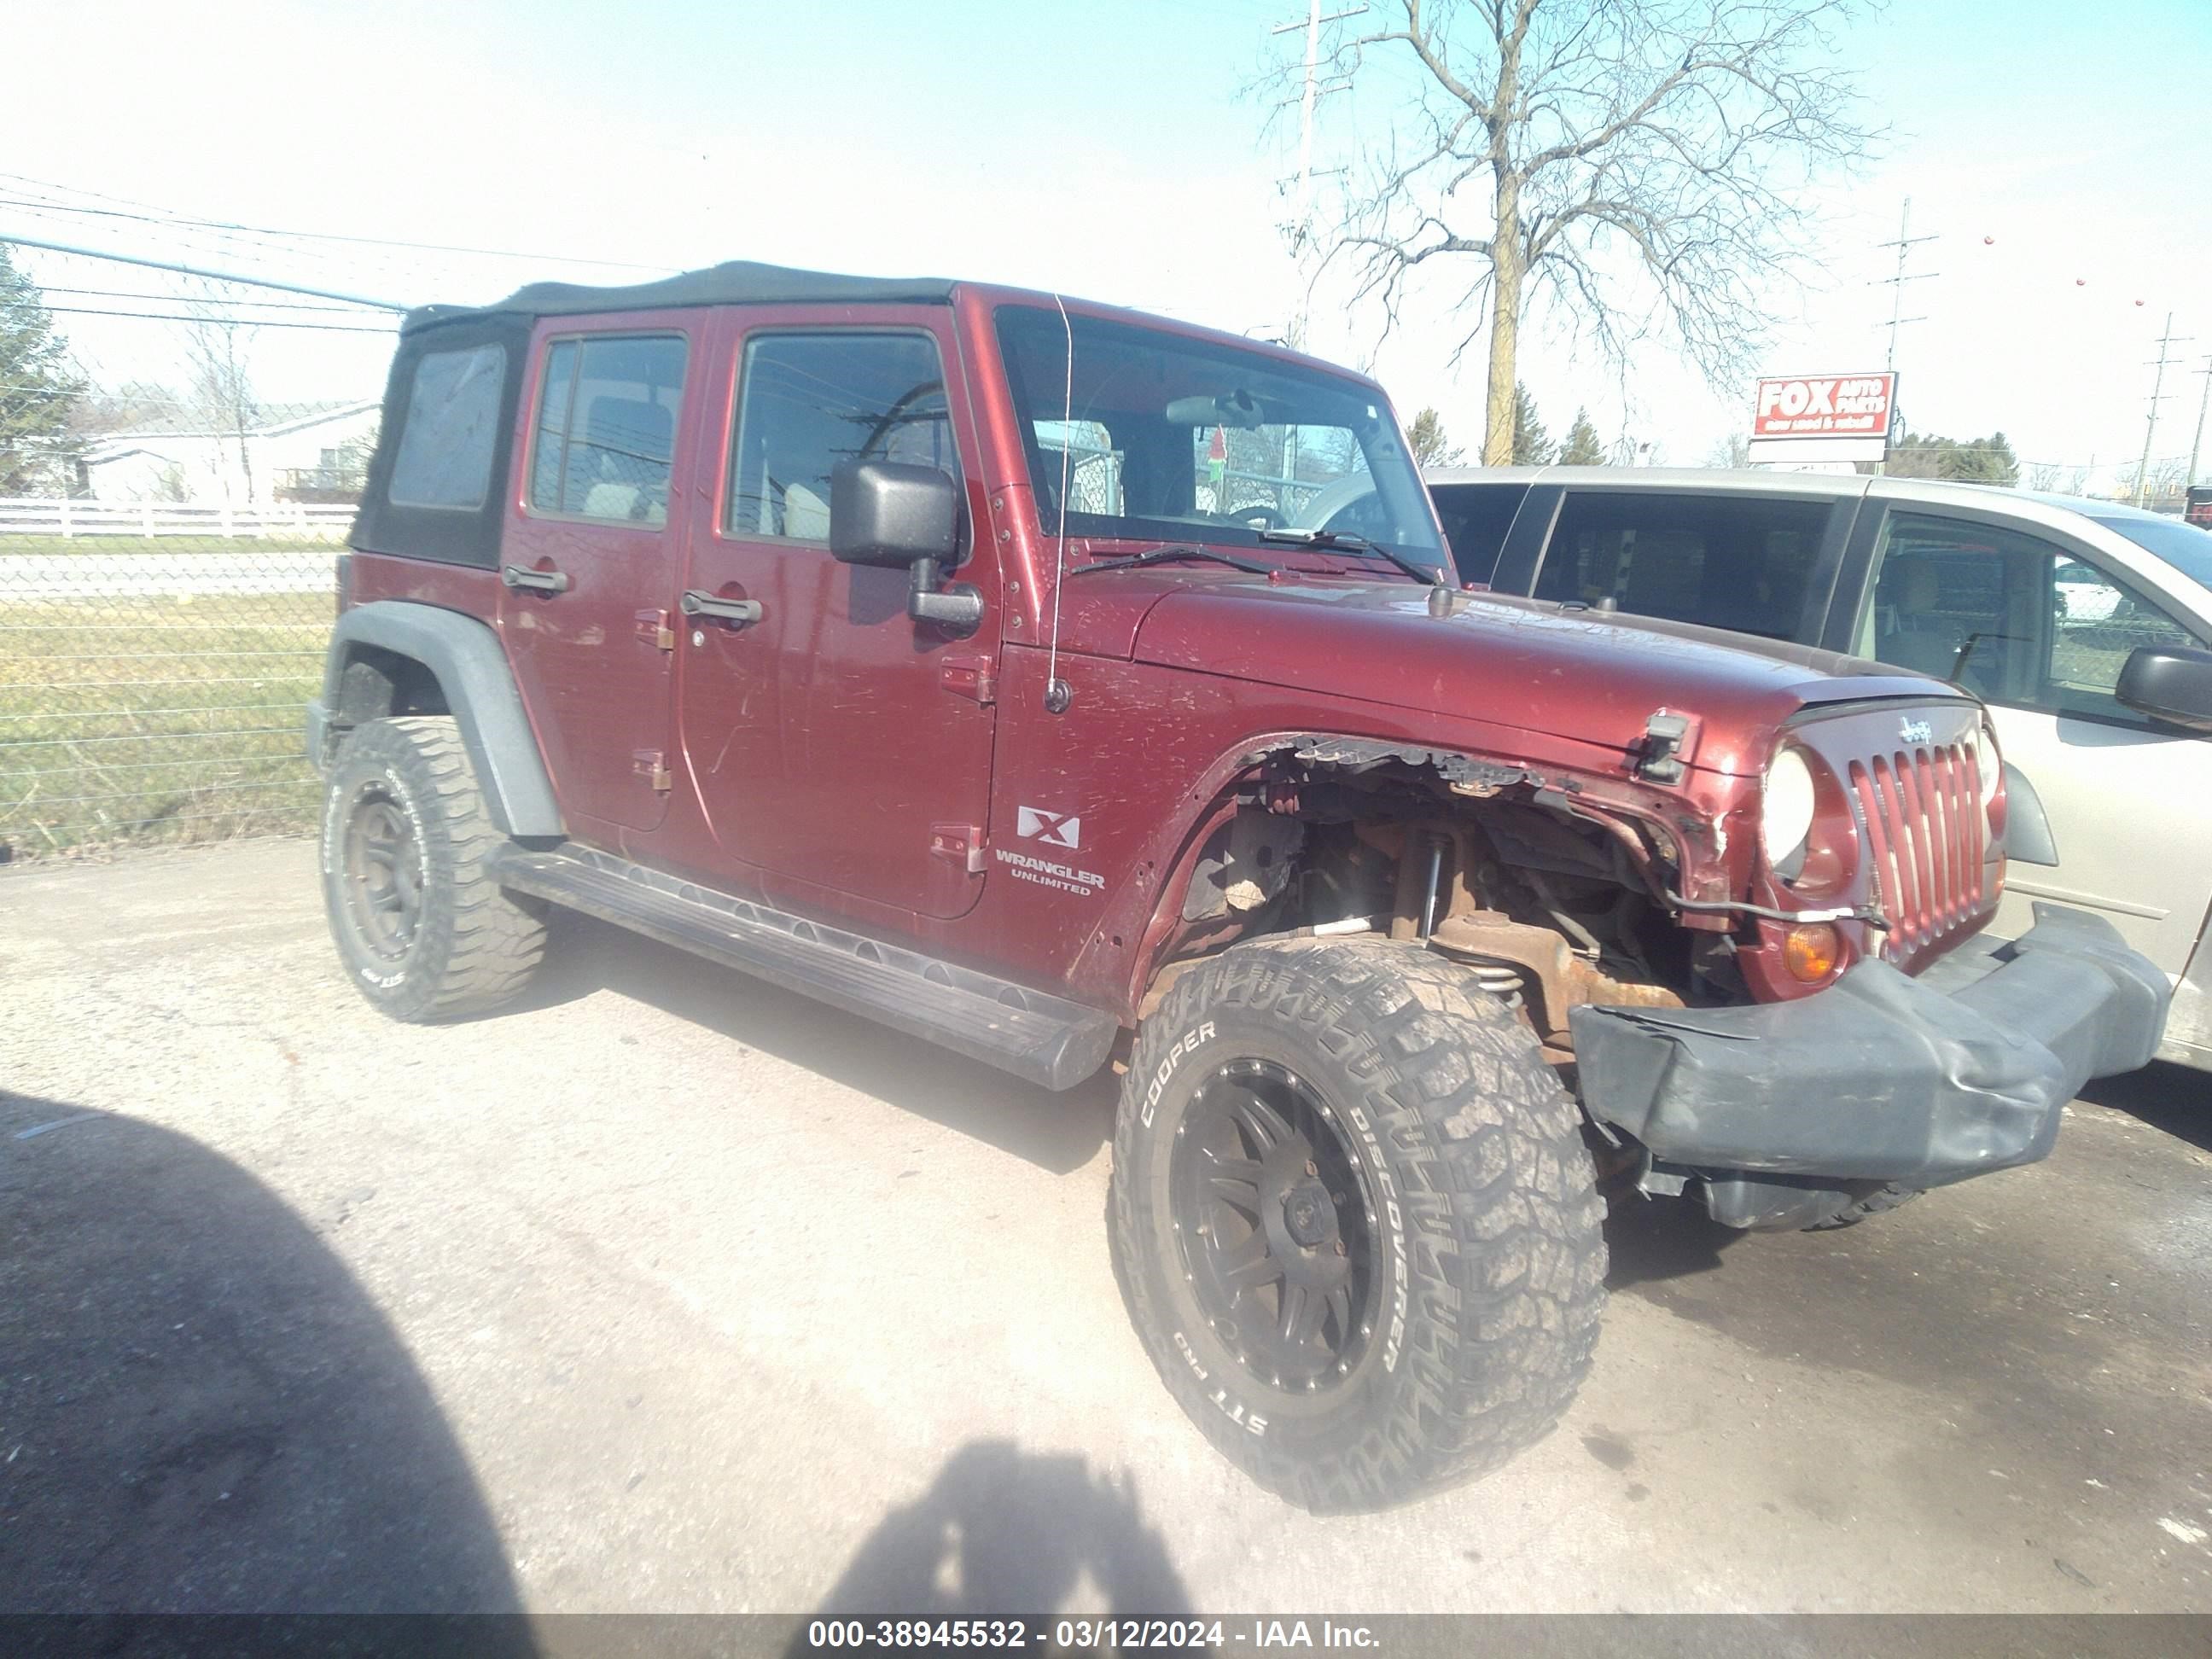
[0,550,337,598]
[2,839,2209,1617]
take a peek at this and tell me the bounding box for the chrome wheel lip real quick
[1168,1057,1377,1397]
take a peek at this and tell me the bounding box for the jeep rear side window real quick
[1533,491,1830,640]
[527,335,689,527]
[388,344,505,510]
[727,334,957,542]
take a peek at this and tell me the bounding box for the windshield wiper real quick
[1258,527,1447,587]
[1070,544,1278,577]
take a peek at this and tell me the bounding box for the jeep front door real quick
[677,314,997,923]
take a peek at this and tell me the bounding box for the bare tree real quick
[1705,432,1752,468]
[1293,0,1877,463]
[182,290,262,505]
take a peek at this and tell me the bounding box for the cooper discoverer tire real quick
[1109,936,1607,1512]
[320,716,548,1022]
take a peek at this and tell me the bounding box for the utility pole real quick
[1874,197,1940,374]
[1868,198,1937,474]
[2135,312,2191,508]
[1272,1,1364,346]
[2188,355,2212,491]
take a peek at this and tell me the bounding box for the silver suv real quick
[1421,466,2212,1073]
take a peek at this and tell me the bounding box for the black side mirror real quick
[828,459,981,632]
[2116,643,2212,735]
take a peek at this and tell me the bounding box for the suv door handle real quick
[502,564,571,594]
[680,591,765,626]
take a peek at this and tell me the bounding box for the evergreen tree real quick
[1510,383,1554,465]
[1559,408,1607,466]
[1406,406,1464,468]
[0,248,87,494]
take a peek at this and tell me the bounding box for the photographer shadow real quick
[796,1440,1190,1632]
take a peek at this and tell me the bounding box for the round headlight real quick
[1974,721,2001,811]
[1762,746,1817,872]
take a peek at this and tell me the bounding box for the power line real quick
[0,231,409,310]
[0,178,674,273]
[38,303,396,334]
[34,285,388,314]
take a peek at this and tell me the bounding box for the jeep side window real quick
[1531,491,1830,639]
[388,344,505,510]
[527,335,688,527]
[1855,512,2202,725]
[726,334,956,542]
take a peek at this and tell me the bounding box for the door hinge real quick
[929,824,988,876]
[636,608,675,651]
[940,655,997,706]
[634,750,672,792]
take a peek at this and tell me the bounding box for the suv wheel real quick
[1110,936,1606,1512]
[321,716,548,1022]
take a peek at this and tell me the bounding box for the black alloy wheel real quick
[1171,1059,1374,1397]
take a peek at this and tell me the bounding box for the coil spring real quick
[1465,958,1526,1011]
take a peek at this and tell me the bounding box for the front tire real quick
[320,716,548,1022]
[1109,937,1606,1512]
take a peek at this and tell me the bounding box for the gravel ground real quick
[2,838,2209,1617]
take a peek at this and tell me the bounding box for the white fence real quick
[0,497,357,541]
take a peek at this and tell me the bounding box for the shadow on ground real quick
[2077,1060,2210,1155]
[1600,1191,1743,1290]
[0,1090,528,1628]
[795,1440,1189,1631]
[522,914,1120,1175]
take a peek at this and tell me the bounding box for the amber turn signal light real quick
[1784,922,1841,983]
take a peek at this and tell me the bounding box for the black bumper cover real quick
[1571,904,2169,1225]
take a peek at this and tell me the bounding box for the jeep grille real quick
[1848,739,1988,963]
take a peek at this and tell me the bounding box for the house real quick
[75,399,381,506]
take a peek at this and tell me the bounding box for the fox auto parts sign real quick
[1748,372,1895,464]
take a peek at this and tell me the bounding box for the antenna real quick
[1041,293,1075,715]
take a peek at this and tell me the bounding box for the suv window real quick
[1532,490,1831,639]
[389,344,505,510]
[1856,511,2203,725]
[528,335,688,527]
[727,333,957,541]
[1428,481,1527,586]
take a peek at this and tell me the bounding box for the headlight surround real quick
[1761,745,1818,876]
[1974,720,2001,814]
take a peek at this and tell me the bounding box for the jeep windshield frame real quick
[993,305,1447,573]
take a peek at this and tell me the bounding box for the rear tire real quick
[1109,936,1606,1512]
[320,716,547,1022]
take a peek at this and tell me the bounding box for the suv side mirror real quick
[2116,643,2212,735]
[829,459,981,632]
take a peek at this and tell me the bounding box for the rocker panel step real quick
[489,842,1118,1091]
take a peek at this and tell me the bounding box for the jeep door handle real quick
[680,591,765,626]
[501,564,571,594]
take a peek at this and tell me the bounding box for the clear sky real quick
[4,0,2209,485]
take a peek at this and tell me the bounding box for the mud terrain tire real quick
[1109,936,1606,1512]
[321,716,547,1022]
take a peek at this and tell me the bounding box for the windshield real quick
[2082,513,2212,591]
[994,306,1446,568]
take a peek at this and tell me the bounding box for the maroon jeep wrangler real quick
[311,261,2168,1512]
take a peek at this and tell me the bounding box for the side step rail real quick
[488,842,1119,1091]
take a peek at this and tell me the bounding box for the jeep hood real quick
[1127,579,1962,777]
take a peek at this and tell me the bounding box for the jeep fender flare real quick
[315,600,563,839]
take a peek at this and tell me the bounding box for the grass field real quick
[0,592,330,858]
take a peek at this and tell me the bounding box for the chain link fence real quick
[2,238,396,861]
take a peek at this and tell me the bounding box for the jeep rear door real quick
[674,307,997,923]
[498,316,706,834]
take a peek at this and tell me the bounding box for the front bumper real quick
[1570,904,2170,1227]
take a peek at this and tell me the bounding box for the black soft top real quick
[403,260,958,334]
